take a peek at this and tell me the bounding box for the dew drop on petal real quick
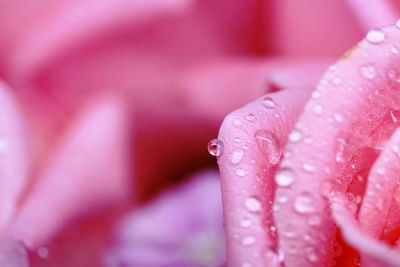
[360,64,376,80]
[391,46,399,54]
[302,163,316,173]
[240,218,252,228]
[246,114,256,122]
[275,167,295,187]
[230,148,244,165]
[289,129,302,142]
[396,20,400,29]
[254,130,282,165]
[293,192,314,214]
[37,247,49,259]
[233,119,242,127]
[262,96,275,108]
[242,236,256,246]
[313,105,323,115]
[366,28,385,44]
[311,91,320,99]
[245,197,262,212]
[208,139,224,157]
[236,168,246,177]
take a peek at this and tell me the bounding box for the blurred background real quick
[0,0,397,266]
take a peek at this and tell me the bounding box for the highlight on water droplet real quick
[254,129,282,165]
[366,28,385,44]
[288,129,302,142]
[208,138,224,157]
[275,167,295,187]
[245,197,262,212]
[262,96,275,109]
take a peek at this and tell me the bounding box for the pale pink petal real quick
[274,25,400,266]
[359,127,400,238]
[11,95,131,248]
[330,195,400,267]
[0,81,29,230]
[217,88,313,266]
[105,170,224,267]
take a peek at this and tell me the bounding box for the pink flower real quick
[217,14,400,267]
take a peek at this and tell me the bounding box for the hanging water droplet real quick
[262,96,275,108]
[293,192,314,213]
[246,114,256,122]
[360,64,376,80]
[230,148,244,165]
[208,139,224,157]
[245,197,262,212]
[242,236,256,246]
[254,130,282,165]
[37,247,49,259]
[289,129,302,142]
[236,168,246,177]
[366,29,385,44]
[240,218,252,228]
[275,167,295,187]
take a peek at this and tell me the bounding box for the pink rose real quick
[217,3,400,267]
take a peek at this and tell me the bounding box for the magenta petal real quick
[105,170,224,267]
[11,96,131,248]
[0,81,28,230]
[217,88,312,266]
[331,195,400,267]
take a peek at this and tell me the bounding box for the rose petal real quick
[330,194,400,267]
[11,95,131,248]
[273,24,400,266]
[105,170,224,267]
[0,81,29,230]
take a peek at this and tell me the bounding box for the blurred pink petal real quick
[274,24,400,266]
[0,81,29,230]
[331,195,400,267]
[11,96,131,248]
[105,170,224,267]
[0,237,29,267]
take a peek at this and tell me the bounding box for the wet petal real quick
[105,170,224,267]
[11,95,131,248]
[274,24,400,266]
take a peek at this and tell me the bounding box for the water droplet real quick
[366,29,385,44]
[277,194,288,204]
[233,119,243,128]
[334,113,344,122]
[254,130,282,165]
[208,139,223,157]
[241,262,253,267]
[392,144,400,154]
[313,105,323,115]
[306,247,318,262]
[37,247,49,259]
[242,236,256,246]
[245,197,262,212]
[396,20,400,29]
[311,91,321,99]
[283,224,297,238]
[360,64,376,80]
[302,163,316,173]
[234,137,242,143]
[230,149,244,165]
[236,168,246,177]
[275,167,295,187]
[289,129,302,142]
[332,242,343,258]
[391,46,399,54]
[240,218,252,228]
[262,96,275,108]
[246,114,256,122]
[293,192,314,213]
[0,138,10,155]
[332,77,342,85]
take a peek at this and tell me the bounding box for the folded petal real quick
[11,95,131,248]
[0,81,29,230]
[105,170,224,267]
[273,24,400,266]
[331,194,400,267]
